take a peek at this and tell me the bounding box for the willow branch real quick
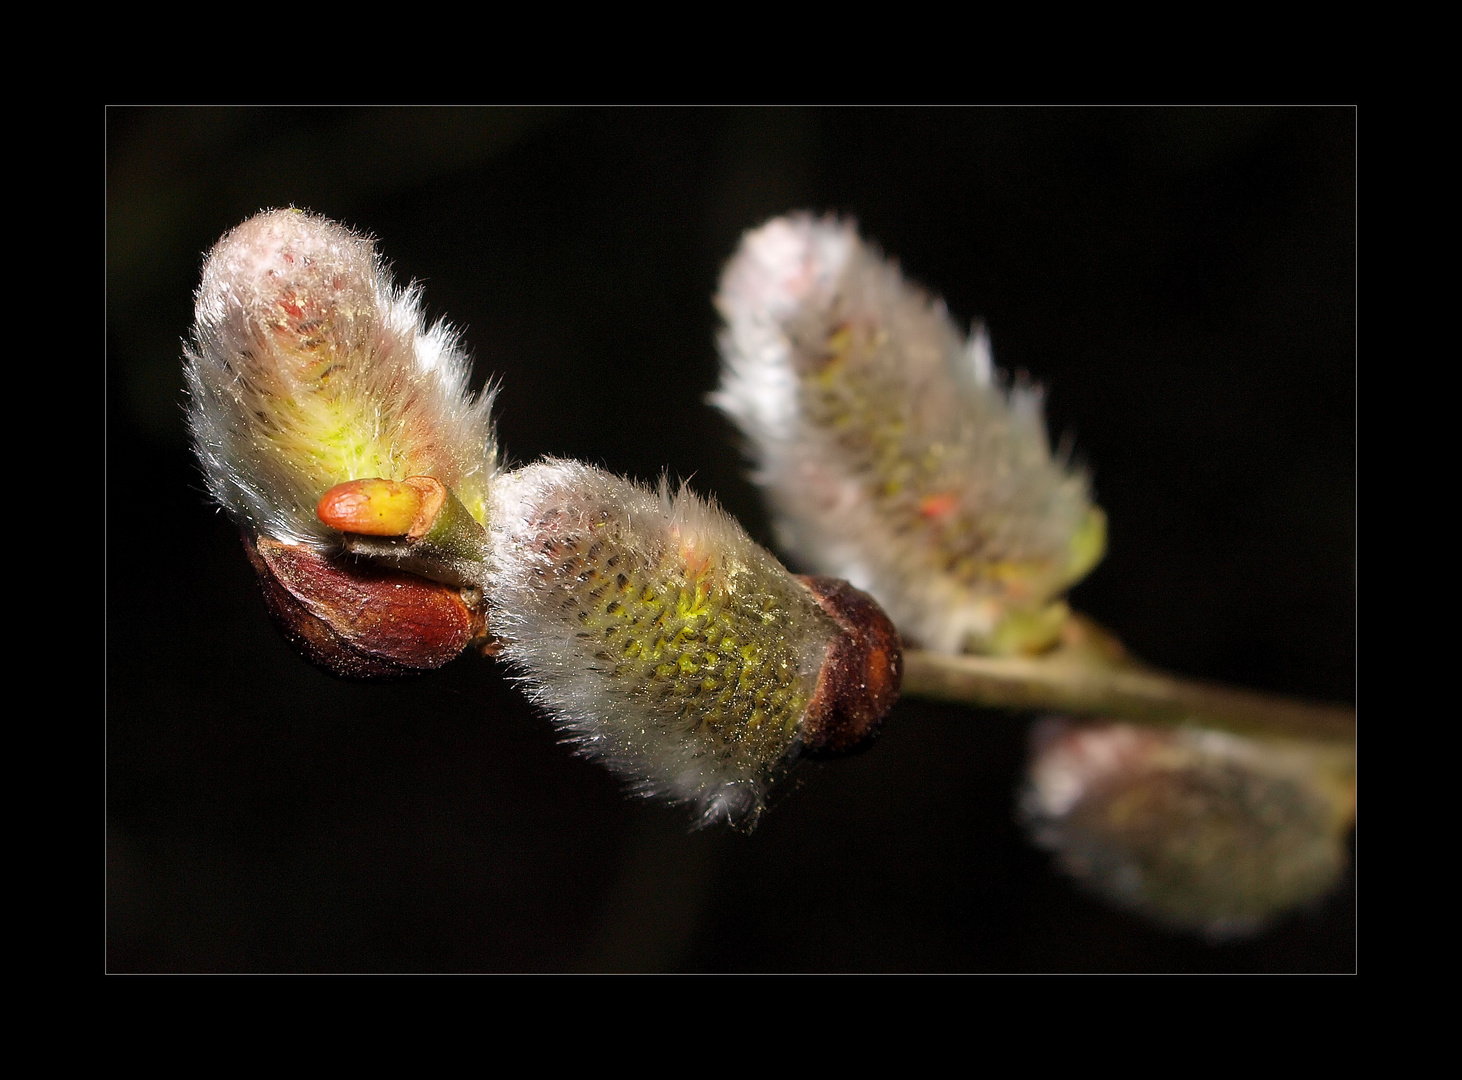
[901,649,1355,745]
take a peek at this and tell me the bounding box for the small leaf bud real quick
[316,477,438,537]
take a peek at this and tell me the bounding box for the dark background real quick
[107,108,1355,972]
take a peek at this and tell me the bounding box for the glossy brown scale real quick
[797,576,904,756]
[243,534,487,679]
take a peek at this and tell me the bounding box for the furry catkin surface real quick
[1023,721,1353,938]
[185,209,497,546]
[714,214,1104,654]
[487,461,838,826]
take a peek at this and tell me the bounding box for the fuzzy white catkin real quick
[714,214,1104,655]
[185,209,497,546]
[487,461,841,827]
[1023,720,1353,938]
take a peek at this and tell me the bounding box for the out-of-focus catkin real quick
[487,461,902,827]
[1023,719,1355,937]
[714,214,1105,656]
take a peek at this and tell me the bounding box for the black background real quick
[107,107,1355,972]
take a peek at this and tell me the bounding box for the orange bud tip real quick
[316,476,447,538]
[318,479,422,536]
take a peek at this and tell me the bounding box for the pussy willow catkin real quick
[1023,720,1354,938]
[184,212,904,815]
[185,210,496,675]
[488,461,902,827]
[185,209,497,547]
[714,215,1106,656]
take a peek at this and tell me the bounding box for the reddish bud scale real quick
[244,534,483,679]
[799,576,903,755]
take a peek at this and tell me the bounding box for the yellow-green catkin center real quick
[244,252,443,500]
[807,323,1054,597]
[541,514,826,774]
[275,392,419,488]
[802,317,1104,660]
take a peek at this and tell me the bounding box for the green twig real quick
[901,649,1355,744]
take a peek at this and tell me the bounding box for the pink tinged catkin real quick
[713,214,1106,656]
[184,209,497,549]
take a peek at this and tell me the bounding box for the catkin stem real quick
[901,649,1355,744]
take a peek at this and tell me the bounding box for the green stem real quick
[342,486,490,591]
[900,649,1355,744]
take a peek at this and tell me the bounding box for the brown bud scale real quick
[798,575,904,755]
[243,534,483,679]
